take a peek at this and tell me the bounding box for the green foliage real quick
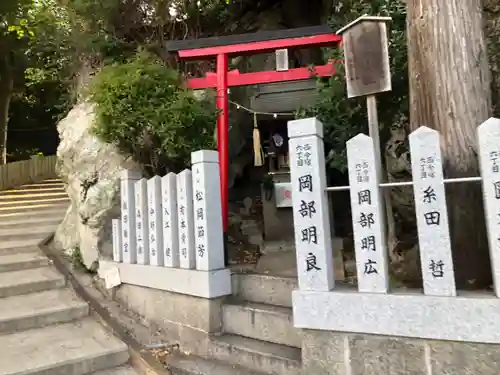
[89,52,217,175]
[298,0,408,173]
[58,0,231,64]
[4,0,74,160]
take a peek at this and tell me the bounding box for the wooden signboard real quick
[337,15,392,98]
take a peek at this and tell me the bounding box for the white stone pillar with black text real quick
[347,134,389,294]
[288,117,335,291]
[478,117,500,297]
[112,219,122,262]
[147,176,164,266]
[177,169,196,269]
[135,178,150,265]
[121,169,141,264]
[162,173,179,268]
[191,150,225,271]
[410,126,456,297]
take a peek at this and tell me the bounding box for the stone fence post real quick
[191,150,225,271]
[288,117,335,291]
[121,169,141,264]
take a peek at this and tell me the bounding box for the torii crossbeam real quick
[167,25,342,261]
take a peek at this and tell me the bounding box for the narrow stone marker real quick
[177,169,196,269]
[410,126,456,297]
[112,219,122,262]
[147,175,164,266]
[478,117,500,297]
[192,150,224,271]
[288,117,335,291]
[135,178,150,265]
[121,169,140,264]
[162,172,179,268]
[347,133,389,294]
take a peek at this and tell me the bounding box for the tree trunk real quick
[407,0,492,289]
[0,54,13,165]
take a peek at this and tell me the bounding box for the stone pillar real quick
[346,134,389,294]
[410,126,456,297]
[177,169,196,269]
[121,169,140,264]
[191,150,225,271]
[287,117,335,291]
[147,175,164,266]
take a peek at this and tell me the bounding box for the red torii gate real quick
[167,26,342,258]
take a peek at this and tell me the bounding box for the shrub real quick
[89,51,217,175]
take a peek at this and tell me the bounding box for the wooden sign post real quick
[337,14,392,182]
[337,15,393,254]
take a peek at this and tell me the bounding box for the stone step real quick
[232,273,297,308]
[0,252,50,273]
[0,318,129,375]
[0,196,70,208]
[12,181,65,190]
[0,187,66,196]
[223,301,301,348]
[0,215,62,229]
[0,225,59,241]
[0,239,47,255]
[91,366,141,375]
[0,288,88,334]
[167,353,265,375]
[0,267,65,298]
[0,203,68,218]
[209,334,301,375]
[0,191,68,202]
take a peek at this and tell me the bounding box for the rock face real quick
[54,102,136,270]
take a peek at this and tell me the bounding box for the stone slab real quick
[349,334,426,375]
[0,191,67,201]
[0,204,68,220]
[0,196,69,208]
[0,237,46,251]
[91,366,140,375]
[0,252,49,273]
[115,283,224,334]
[293,289,500,344]
[222,301,301,348]
[231,273,297,308]
[208,334,301,375]
[167,353,264,375]
[0,267,65,298]
[0,240,44,256]
[0,288,88,334]
[0,216,61,229]
[100,260,231,299]
[0,318,129,375]
[429,340,500,375]
[0,225,59,241]
[301,329,428,375]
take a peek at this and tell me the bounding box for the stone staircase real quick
[0,179,137,375]
[206,273,301,375]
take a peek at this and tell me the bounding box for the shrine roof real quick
[166,24,335,53]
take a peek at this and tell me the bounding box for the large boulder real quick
[54,102,137,270]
